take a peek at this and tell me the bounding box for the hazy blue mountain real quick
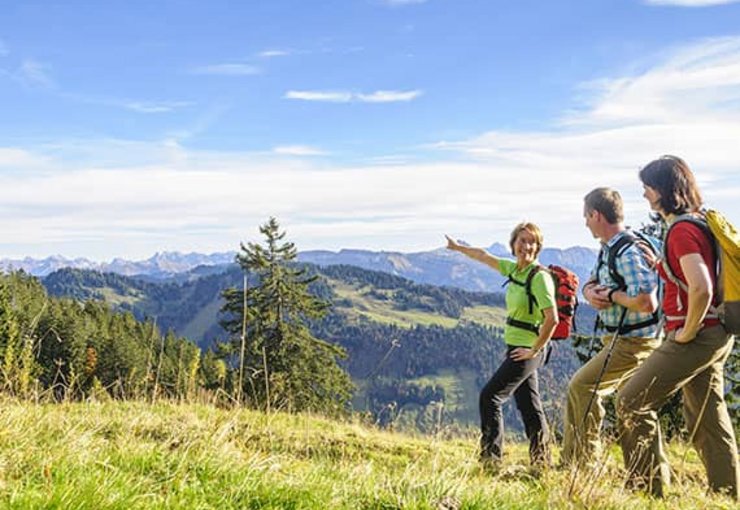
[298,243,598,293]
[4,243,598,292]
[0,255,98,276]
[0,251,235,278]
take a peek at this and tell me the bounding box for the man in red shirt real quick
[617,156,738,500]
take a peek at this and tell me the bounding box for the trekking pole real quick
[580,307,628,430]
[568,307,628,497]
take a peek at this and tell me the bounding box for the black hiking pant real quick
[479,344,550,465]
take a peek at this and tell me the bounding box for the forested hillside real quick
[43,264,595,433]
[0,271,224,402]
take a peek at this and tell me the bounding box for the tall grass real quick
[0,399,734,509]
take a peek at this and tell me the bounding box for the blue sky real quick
[2,0,740,260]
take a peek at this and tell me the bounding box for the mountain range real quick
[2,243,598,292]
[0,252,235,279]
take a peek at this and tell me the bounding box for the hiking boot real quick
[625,476,665,499]
[479,454,502,474]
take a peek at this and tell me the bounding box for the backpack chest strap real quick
[506,316,540,334]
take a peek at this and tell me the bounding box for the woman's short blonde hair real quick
[508,222,544,257]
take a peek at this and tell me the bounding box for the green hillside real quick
[1,400,731,509]
[41,265,586,433]
[42,264,512,341]
[330,279,460,328]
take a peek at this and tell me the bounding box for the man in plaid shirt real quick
[561,187,662,468]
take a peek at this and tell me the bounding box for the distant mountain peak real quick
[2,243,597,291]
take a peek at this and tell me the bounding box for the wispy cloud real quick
[4,59,189,115]
[430,37,740,229]
[563,38,740,127]
[356,90,423,102]
[272,145,328,156]
[17,59,54,88]
[0,39,9,57]
[644,0,740,6]
[190,63,261,76]
[285,89,422,103]
[124,100,193,113]
[258,49,290,58]
[285,90,353,102]
[56,91,194,115]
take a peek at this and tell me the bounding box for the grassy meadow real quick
[0,399,735,509]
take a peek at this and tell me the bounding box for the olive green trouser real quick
[561,335,660,466]
[617,325,738,499]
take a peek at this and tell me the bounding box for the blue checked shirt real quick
[590,230,661,338]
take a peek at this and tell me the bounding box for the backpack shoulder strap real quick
[524,265,544,314]
[662,213,721,318]
[605,230,659,290]
[605,232,636,290]
[662,214,715,290]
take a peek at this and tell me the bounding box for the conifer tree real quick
[0,277,21,391]
[220,217,352,414]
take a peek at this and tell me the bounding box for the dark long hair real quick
[638,155,703,215]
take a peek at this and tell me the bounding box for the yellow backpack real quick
[707,210,740,334]
[663,209,740,334]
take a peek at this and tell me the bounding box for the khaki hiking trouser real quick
[617,325,738,500]
[561,335,660,467]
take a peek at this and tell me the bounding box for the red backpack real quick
[505,264,579,340]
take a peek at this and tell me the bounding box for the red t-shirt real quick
[658,221,720,331]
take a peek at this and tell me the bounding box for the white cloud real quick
[285,89,422,103]
[356,90,423,102]
[565,38,740,127]
[3,38,740,258]
[0,39,9,56]
[426,37,740,238]
[124,101,193,113]
[0,148,47,167]
[272,145,328,156]
[285,90,353,102]
[644,0,740,6]
[258,49,290,58]
[190,63,261,76]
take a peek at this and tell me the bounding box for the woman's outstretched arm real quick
[445,235,501,271]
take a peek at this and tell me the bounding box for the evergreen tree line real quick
[0,271,227,401]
